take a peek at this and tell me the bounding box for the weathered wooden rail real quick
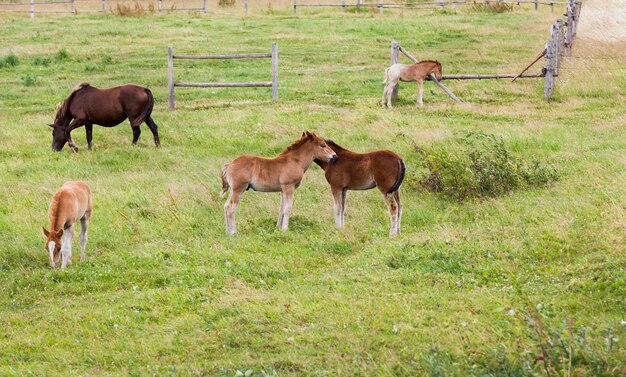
[167,43,278,110]
[292,0,569,15]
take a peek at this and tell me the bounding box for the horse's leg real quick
[341,189,348,228]
[387,83,396,108]
[276,191,285,228]
[79,216,88,262]
[393,189,402,234]
[417,79,424,107]
[131,124,141,145]
[331,186,343,228]
[61,225,74,268]
[65,119,86,152]
[145,116,161,148]
[382,192,399,236]
[85,124,93,151]
[280,185,295,231]
[224,189,243,235]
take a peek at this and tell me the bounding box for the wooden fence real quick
[167,43,278,110]
[292,0,570,15]
[0,0,210,17]
[389,0,581,102]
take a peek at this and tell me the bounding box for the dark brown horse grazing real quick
[221,131,338,235]
[315,141,405,235]
[49,83,161,152]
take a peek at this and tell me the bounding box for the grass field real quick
[0,4,625,376]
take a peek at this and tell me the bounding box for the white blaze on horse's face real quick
[47,240,59,267]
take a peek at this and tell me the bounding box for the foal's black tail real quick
[132,88,154,127]
[388,159,406,194]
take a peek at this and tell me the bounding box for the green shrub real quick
[0,52,19,68]
[21,74,37,86]
[413,132,560,202]
[218,0,235,7]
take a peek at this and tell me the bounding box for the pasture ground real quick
[0,4,624,376]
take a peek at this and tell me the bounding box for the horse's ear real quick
[48,124,54,128]
[55,229,63,238]
[42,226,50,238]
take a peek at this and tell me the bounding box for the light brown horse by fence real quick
[381,60,443,108]
[41,181,92,269]
[314,141,405,235]
[221,131,338,235]
[49,83,160,152]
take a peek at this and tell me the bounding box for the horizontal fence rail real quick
[293,0,569,14]
[0,0,570,16]
[167,43,278,110]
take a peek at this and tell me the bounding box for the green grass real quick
[0,9,625,376]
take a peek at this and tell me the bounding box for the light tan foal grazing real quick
[42,181,92,268]
[221,131,338,235]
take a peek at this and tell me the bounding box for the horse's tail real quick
[55,82,89,123]
[220,163,230,198]
[388,159,405,194]
[132,87,154,128]
[383,67,390,84]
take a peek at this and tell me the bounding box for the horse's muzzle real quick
[329,154,338,163]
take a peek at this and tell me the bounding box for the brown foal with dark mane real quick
[315,141,405,235]
[49,83,160,152]
[42,181,92,269]
[221,131,338,235]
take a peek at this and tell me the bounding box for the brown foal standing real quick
[221,131,338,235]
[315,141,405,235]
[42,181,92,268]
[382,60,443,108]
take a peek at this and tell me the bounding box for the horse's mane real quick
[325,139,348,152]
[417,60,441,65]
[54,82,90,123]
[279,134,312,155]
[48,192,62,231]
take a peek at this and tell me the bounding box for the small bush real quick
[21,74,37,86]
[113,1,147,17]
[33,56,53,66]
[218,0,235,7]
[412,132,560,202]
[0,52,19,68]
[55,48,69,61]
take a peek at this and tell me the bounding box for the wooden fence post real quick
[544,19,563,99]
[534,0,538,10]
[293,0,297,15]
[101,0,105,13]
[379,0,383,14]
[244,0,248,16]
[341,0,345,12]
[168,47,175,110]
[202,0,207,14]
[71,0,75,14]
[158,0,162,11]
[391,41,400,100]
[30,0,34,19]
[271,42,278,100]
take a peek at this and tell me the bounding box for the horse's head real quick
[433,61,443,81]
[42,226,63,268]
[303,131,338,163]
[48,124,68,152]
